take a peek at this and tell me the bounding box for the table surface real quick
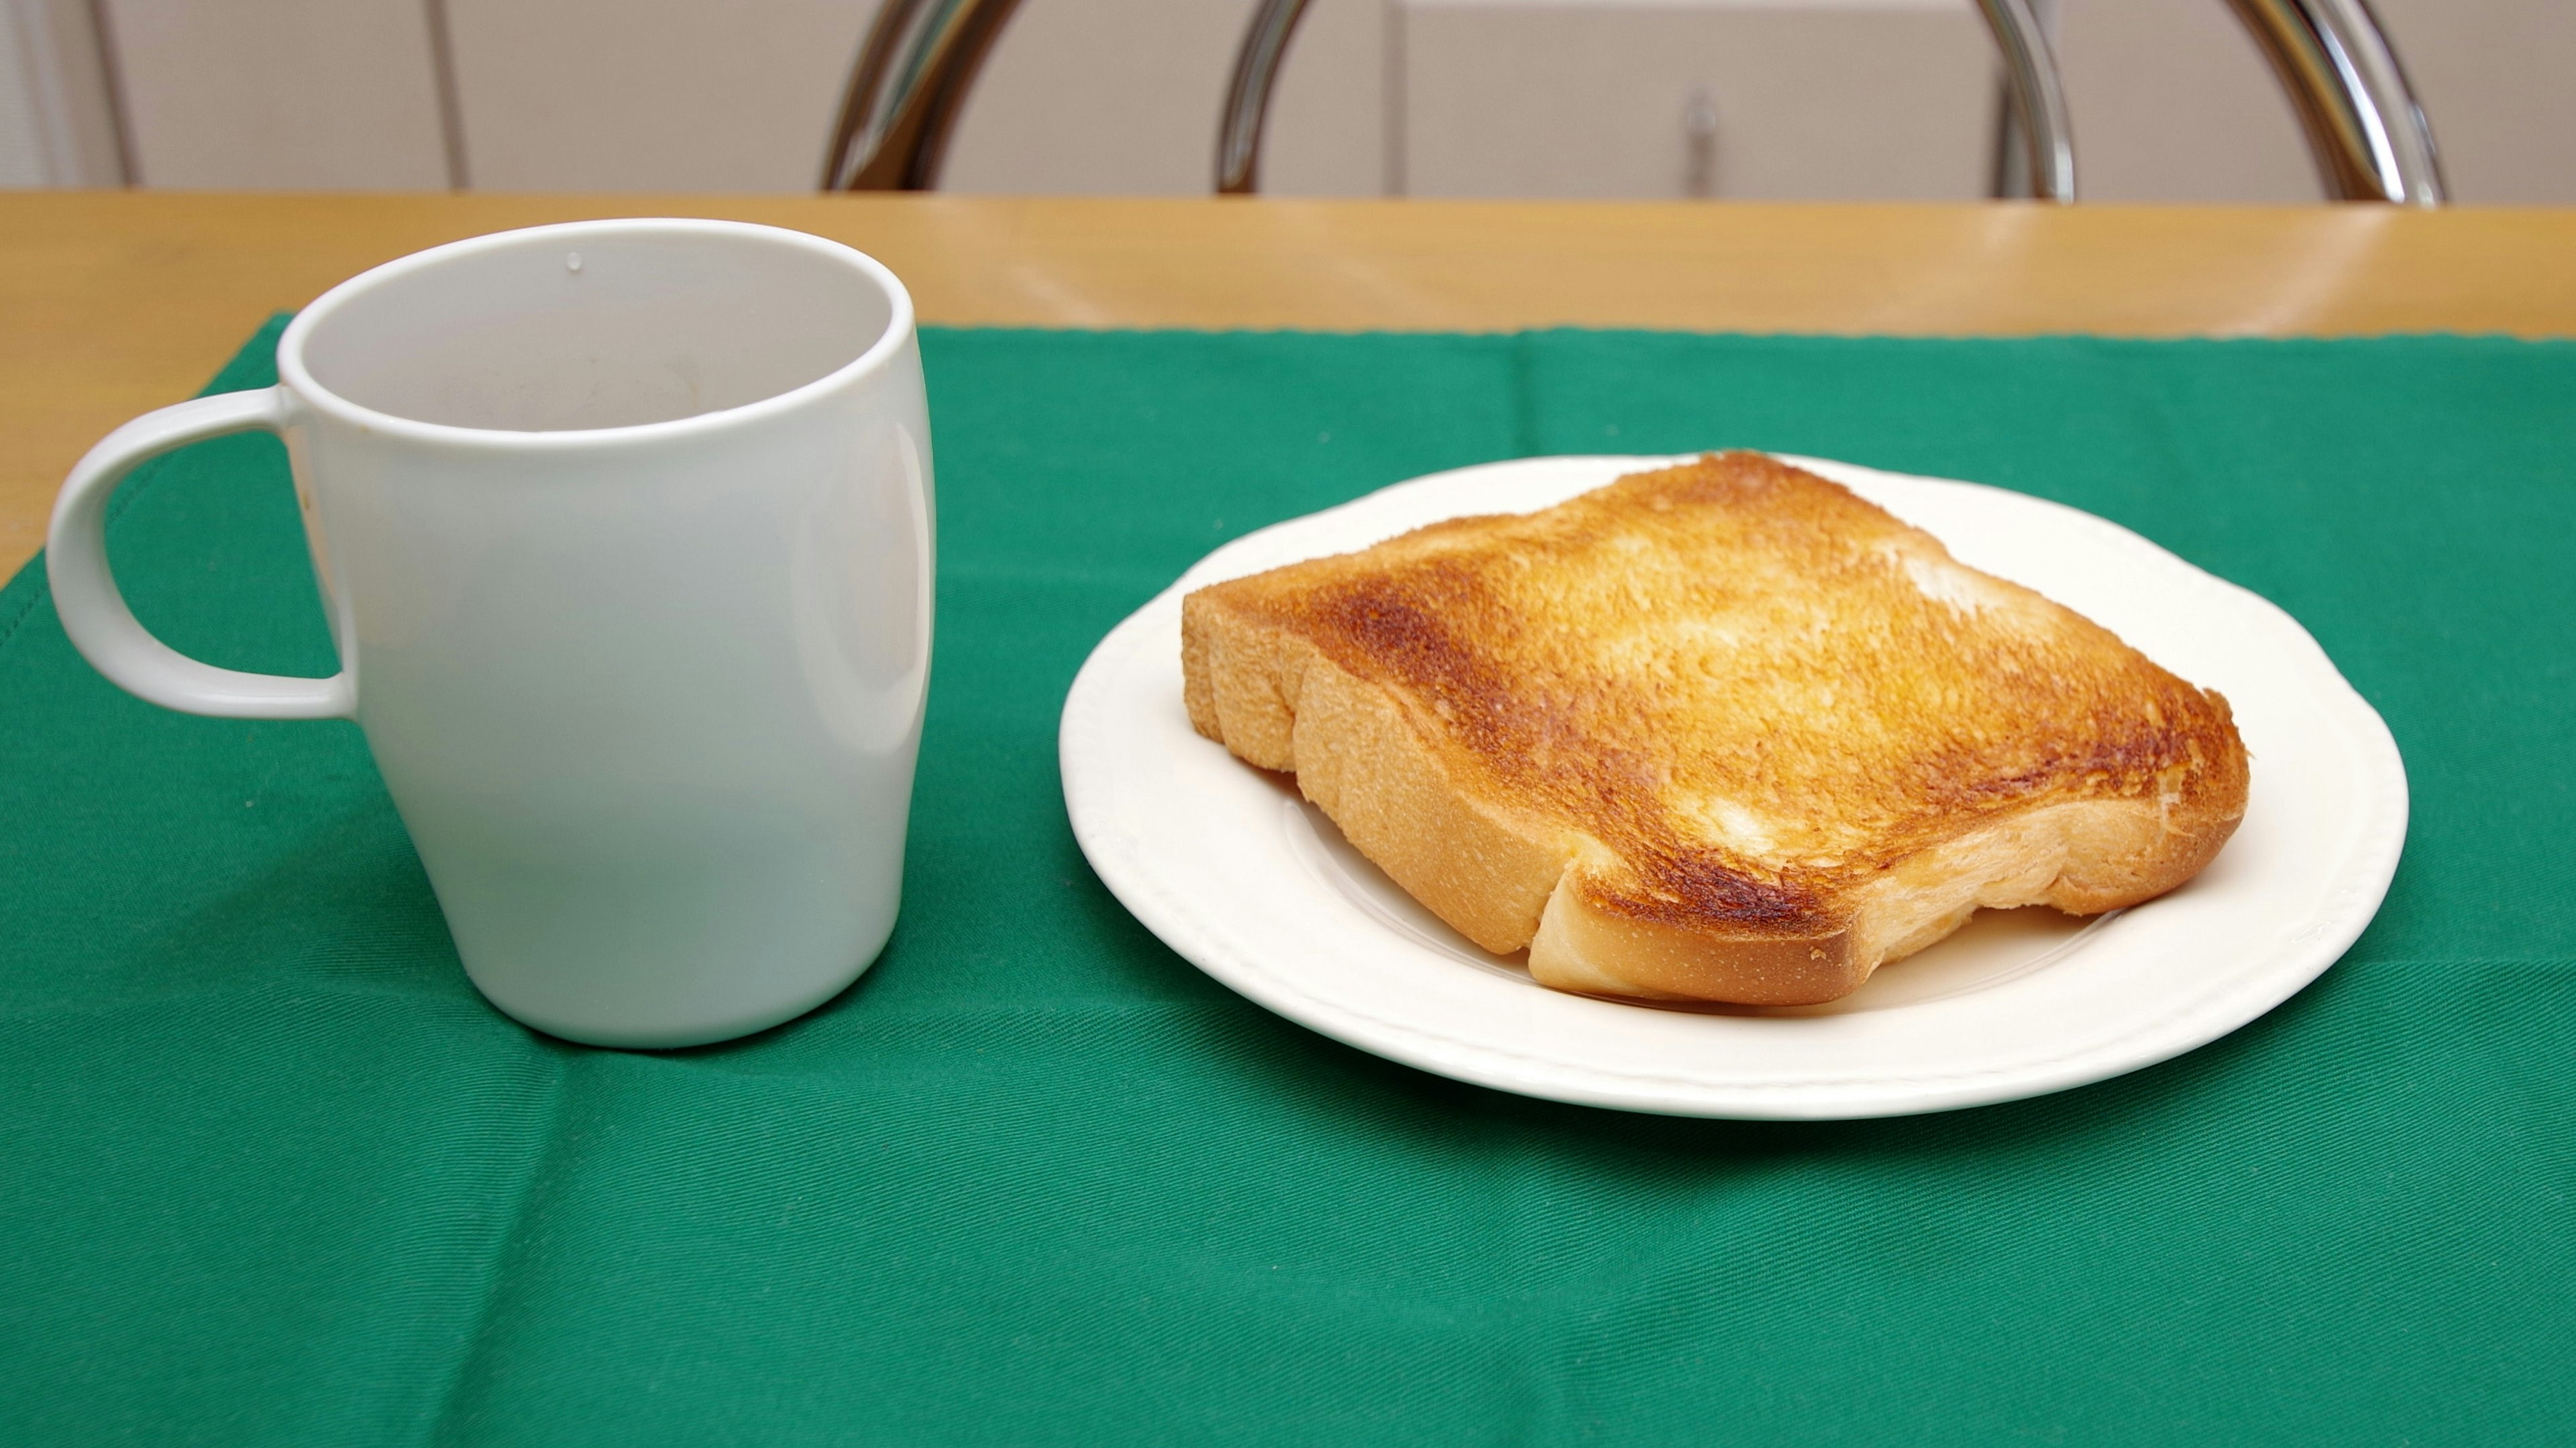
[7,190,2576,578]
[11,193,2576,1445]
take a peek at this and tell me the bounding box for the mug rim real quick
[274,217,916,449]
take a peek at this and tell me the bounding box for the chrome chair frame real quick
[818,0,2442,207]
[1216,0,1315,197]
[2222,0,2443,203]
[1978,0,2076,203]
[822,0,1026,191]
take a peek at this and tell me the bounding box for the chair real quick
[821,0,2440,205]
[822,0,1026,191]
[2216,0,2442,202]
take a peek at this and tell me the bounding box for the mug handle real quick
[46,388,355,720]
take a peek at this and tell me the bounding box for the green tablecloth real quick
[4,321,2571,1445]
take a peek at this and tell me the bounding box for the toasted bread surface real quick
[1182,452,2249,1005]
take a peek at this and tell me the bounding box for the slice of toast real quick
[1181,452,2250,1006]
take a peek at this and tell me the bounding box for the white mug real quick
[47,219,934,1048]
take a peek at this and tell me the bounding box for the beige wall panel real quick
[444,0,865,192]
[943,0,1258,194]
[447,0,1380,199]
[103,0,447,189]
[2053,0,2313,203]
[7,0,128,186]
[0,3,43,184]
[1263,0,1392,197]
[944,0,1383,197]
[1402,0,1993,201]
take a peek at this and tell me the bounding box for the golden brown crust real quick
[1181,452,2250,1005]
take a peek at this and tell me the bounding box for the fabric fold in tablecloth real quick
[3,320,2571,1446]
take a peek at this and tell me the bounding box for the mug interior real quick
[295,224,896,432]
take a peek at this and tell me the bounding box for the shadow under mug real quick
[47,219,934,1048]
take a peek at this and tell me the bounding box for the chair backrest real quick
[2220,0,2442,203]
[820,0,2439,206]
[822,0,1026,191]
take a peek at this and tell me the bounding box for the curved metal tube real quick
[1974,0,2075,203]
[1216,0,2074,200]
[1218,0,1313,194]
[822,0,1026,191]
[2220,0,2443,203]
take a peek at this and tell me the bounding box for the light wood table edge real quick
[9,190,2576,579]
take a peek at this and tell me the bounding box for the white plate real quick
[1059,456,2408,1119]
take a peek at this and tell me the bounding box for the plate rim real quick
[1059,455,2410,1119]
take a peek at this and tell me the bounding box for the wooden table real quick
[7,190,2576,578]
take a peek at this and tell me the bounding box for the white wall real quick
[0,0,124,186]
[0,2,48,186]
[941,0,1266,194]
[1400,0,1994,201]
[1264,0,1393,195]
[442,0,860,192]
[101,0,453,188]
